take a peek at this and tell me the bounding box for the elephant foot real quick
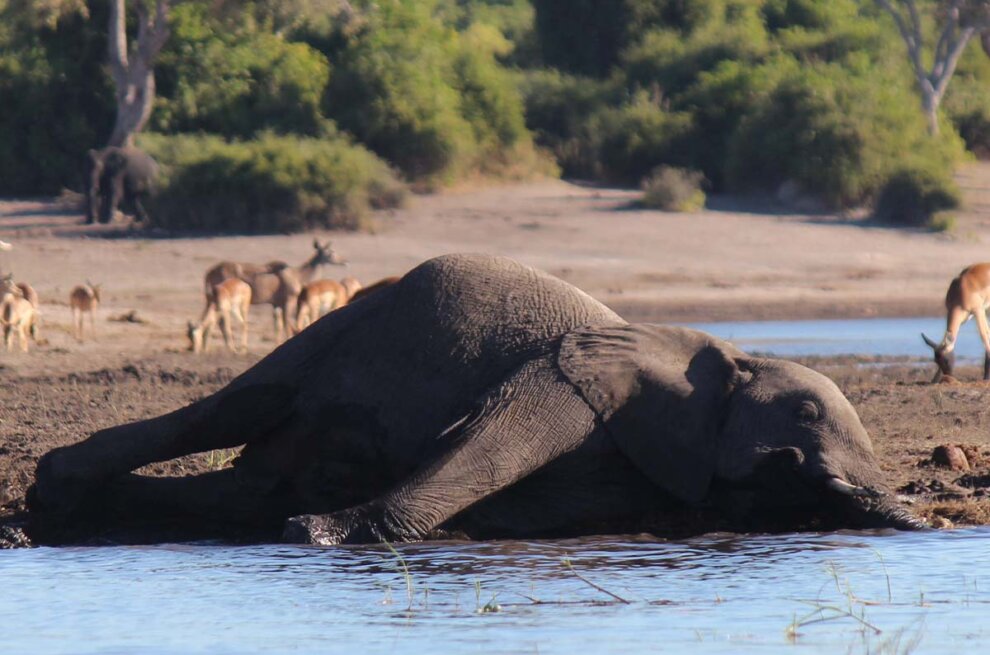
[282,514,349,545]
[281,506,413,545]
[29,448,105,515]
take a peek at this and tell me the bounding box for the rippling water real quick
[2,530,988,654]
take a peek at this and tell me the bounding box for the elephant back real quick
[234,254,626,479]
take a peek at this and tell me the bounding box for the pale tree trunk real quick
[106,0,170,148]
[873,0,988,136]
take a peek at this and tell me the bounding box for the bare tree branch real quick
[106,0,171,147]
[872,0,989,135]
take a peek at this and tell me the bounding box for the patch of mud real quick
[61,363,236,387]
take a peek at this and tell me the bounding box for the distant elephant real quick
[84,146,158,224]
[28,254,924,545]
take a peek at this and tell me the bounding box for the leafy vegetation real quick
[2,0,990,229]
[640,166,706,211]
[140,132,405,233]
[873,166,961,229]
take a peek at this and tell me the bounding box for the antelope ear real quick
[558,324,747,504]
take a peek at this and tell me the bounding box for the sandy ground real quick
[4,166,990,544]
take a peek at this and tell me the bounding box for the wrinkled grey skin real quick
[85,147,159,224]
[28,254,924,545]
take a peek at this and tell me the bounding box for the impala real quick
[294,279,348,333]
[69,282,101,341]
[204,240,345,343]
[1,283,37,352]
[922,263,990,381]
[188,278,252,354]
[2,273,40,343]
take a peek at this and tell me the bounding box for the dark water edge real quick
[1,529,988,654]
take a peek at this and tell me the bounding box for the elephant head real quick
[559,324,923,531]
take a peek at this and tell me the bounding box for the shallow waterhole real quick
[1,529,988,654]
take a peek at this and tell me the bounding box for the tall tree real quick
[873,0,990,135]
[106,0,170,147]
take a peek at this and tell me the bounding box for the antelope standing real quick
[923,263,990,381]
[69,282,101,341]
[1,273,39,342]
[295,279,349,333]
[188,278,252,354]
[348,276,401,303]
[204,240,345,343]
[341,276,363,302]
[1,283,37,352]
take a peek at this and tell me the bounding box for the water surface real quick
[687,316,980,360]
[2,530,987,654]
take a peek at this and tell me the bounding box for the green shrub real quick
[321,0,534,183]
[517,69,621,176]
[152,3,331,138]
[0,8,113,194]
[726,63,964,208]
[873,167,961,228]
[139,133,406,233]
[582,93,694,183]
[640,166,706,211]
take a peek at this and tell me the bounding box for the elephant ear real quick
[558,324,748,504]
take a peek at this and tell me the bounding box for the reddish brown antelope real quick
[204,240,345,343]
[69,282,101,341]
[294,279,349,333]
[340,276,363,302]
[922,263,990,381]
[188,278,252,354]
[348,276,400,303]
[1,281,37,352]
[1,273,39,342]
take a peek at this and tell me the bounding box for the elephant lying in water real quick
[28,254,923,544]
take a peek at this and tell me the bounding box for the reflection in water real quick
[2,529,988,654]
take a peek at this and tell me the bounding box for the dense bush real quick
[873,167,961,229]
[0,5,113,194]
[320,0,534,182]
[517,69,620,176]
[140,133,406,233]
[640,166,706,211]
[151,3,331,138]
[581,94,694,183]
[726,63,963,208]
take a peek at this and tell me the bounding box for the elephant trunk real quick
[843,495,927,530]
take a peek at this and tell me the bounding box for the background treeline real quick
[1,0,988,231]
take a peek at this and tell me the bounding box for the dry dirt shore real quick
[4,170,990,545]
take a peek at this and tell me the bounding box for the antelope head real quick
[186,320,204,353]
[922,333,955,382]
[87,280,103,303]
[1,273,20,298]
[313,239,347,268]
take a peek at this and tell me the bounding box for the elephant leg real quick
[101,174,124,224]
[102,470,297,526]
[29,469,302,544]
[30,382,298,514]
[282,357,600,545]
[132,194,150,223]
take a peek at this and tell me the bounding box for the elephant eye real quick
[797,400,821,422]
